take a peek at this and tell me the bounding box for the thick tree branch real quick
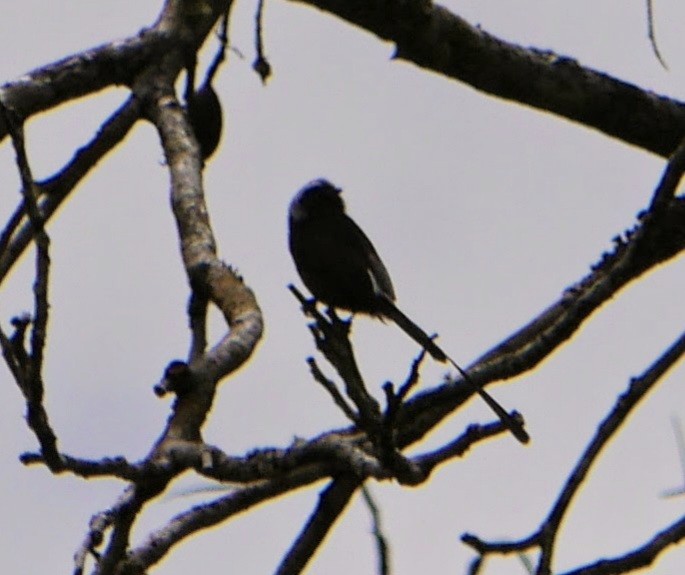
[288,0,685,157]
[3,2,685,574]
[396,193,685,448]
[0,31,167,129]
[142,78,263,444]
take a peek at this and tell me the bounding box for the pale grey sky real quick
[1,1,685,574]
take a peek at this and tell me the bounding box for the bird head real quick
[289,179,345,223]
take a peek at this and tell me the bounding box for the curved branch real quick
[143,79,263,441]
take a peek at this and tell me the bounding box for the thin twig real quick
[0,97,141,286]
[0,202,26,260]
[252,0,272,83]
[307,357,359,423]
[467,556,483,575]
[394,348,427,404]
[0,321,22,384]
[413,421,507,477]
[646,0,668,70]
[0,99,62,469]
[289,284,381,431]
[206,9,230,84]
[460,329,685,574]
[361,485,391,575]
[649,133,685,211]
[662,415,685,497]
[20,452,144,481]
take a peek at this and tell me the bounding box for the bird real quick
[187,81,223,161]
[288,178,529,444]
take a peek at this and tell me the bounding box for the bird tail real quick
[380,297,529,444]
[379,298,447,362]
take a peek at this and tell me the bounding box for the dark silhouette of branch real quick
[253,0,272,83]
[275,476,361,575]
[646,0,668,69]
[413,421,509,477]
[0,101,60,469]
[20,452,150,481]
[0,97,141,285]
[559,515,685,575]
[287,0,685,157]
[536,329,685,573]
[0,32,167,130]
[289,284,381,430]
[463,329,685,573]
[649,134,685,211]
[361,485,391,575]
[2,1,685,574]
[396,194,685,450]
[307,356,360,424]
[125,466,331,573]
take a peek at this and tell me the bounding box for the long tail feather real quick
[380,297,529,444]
[380,299,447,362]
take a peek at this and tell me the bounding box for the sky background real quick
[1,1,685,574]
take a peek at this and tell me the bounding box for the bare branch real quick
[20,452,145,481]
[361,485,391,575]
[124,467,328,574]
[206,7,231,84]
[289,284,381,430]
[0,99,62,469]
[649,134,685,211]
[307,356,360,424]
[397,194,685,450]
[141,72,262,446]
[275,476,360,575]
[287,0,685,157]
[559,515,685,575]
[461,531,541,557]
[253,0,272,83]
[413,421,508,477]
[0,97,141,286]
[536,329,685,573]
[0,31,167,127]
[646,0,668,70]
[462,329,685,573]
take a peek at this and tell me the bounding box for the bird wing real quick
[348,217,396,302]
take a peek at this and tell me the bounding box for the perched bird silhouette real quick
[187,81,223,161]
[288,179,528,444]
